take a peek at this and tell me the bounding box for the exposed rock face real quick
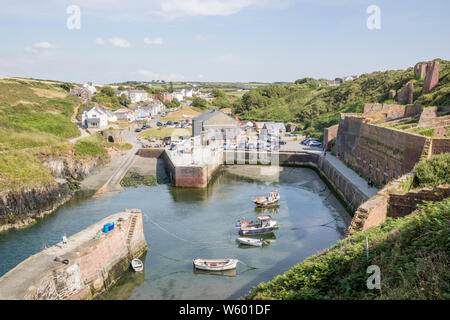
[0,183,73,232]
[398,81,414,105]
[0,155,102,232]
[423,60,440,93]
[38,156,100,180]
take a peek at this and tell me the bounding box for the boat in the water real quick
[131,258,144,272]
[253,190,280,208]
[236,237,265,247]
[239,215,277,236]
[193,258,239,271]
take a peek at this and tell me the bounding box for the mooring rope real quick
[144,213,242,249]
[238,260,260,270]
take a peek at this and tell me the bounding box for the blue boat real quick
[238,215,277,236]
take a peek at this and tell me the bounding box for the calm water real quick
[0,167,351,300]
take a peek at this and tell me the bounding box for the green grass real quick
[0,151,55,191]
[246,198,450,300]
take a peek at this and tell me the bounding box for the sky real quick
[0,0,449,84]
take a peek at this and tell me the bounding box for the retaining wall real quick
[0,210,147,300]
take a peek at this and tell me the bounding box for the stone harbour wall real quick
[0,209,147,300]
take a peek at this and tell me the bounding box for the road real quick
[93,130,141,197]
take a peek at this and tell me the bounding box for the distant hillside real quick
[233,59,450,138]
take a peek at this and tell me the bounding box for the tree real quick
[59,82,74,92]
[118,94,131,107]
[211,88,226,99]
[191,97,210,110]
[100,86,116,97]
[168,82,174,93]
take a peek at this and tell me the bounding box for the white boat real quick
[239,215,278,236]
[131,258,144,272]
[193,258,239,271]
[236,237,265,247]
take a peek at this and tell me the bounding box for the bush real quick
[413,153,450,188]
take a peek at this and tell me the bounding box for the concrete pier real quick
[0,209,147,300]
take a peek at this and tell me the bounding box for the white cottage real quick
[81,105,109,129]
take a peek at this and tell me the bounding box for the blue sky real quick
[0,0,449,84]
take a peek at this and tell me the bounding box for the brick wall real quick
[335,116,427,185]
[388,186,450,218]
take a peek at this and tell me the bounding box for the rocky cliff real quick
[0,154,102,233]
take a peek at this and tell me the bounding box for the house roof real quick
[192,109,234,122]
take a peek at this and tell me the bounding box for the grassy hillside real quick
[246,198,450,300]
[0,78,121,191]
[233,59,450,138]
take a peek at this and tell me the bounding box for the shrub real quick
[413,153,450,188]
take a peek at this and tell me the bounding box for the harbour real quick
[0,166,351,300]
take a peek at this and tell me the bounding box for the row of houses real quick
[116,88,203,104]
[326,75,360,86]
[81,100,166,129]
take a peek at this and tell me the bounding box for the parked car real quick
[135,128,142,132]
[309,141,323,148]
[164,136,172,145]
[156,121,163,127]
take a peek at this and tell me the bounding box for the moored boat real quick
[253,190,280,208]
[239,215,277,236]
[131,258,144,272]
[236,237,265,247]
[193,258,239,271]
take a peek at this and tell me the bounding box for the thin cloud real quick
[24,41,56,54]
[94,38,105,45]
[109,37,131,48]
[144,37,163,45]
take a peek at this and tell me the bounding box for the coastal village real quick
[0,57,449,301]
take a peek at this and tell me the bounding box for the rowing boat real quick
[236,237,265,247]
[193,258,239,271]
[131,258,144,272]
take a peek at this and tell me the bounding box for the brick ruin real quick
[423,60,440,93]
[397,82,414,105]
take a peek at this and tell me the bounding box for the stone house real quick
[116,90,149,103]
[192,109,240,145]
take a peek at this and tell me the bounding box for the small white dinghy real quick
[193,259,239,271]
[131,258,144,272]
[236,237,265,247]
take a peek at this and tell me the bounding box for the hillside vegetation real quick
[0,78,120,191]
[246,198,450,300]
[233,59,450,138]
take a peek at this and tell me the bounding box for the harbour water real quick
[0,166,351,300]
